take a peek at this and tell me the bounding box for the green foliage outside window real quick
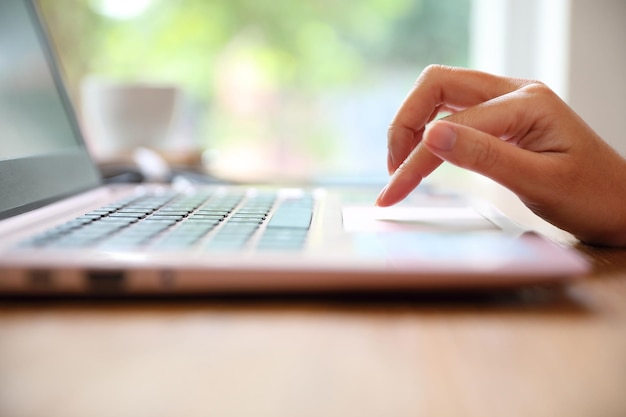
[38,0,470,180]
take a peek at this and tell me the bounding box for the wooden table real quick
[2,182,626,417]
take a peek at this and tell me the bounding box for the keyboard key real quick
[267,207,312,229]
[15,189,314,253]
[257,229,308,251]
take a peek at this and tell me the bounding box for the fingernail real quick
[425,122,456,152]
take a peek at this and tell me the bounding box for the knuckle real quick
[422,64,447,76]
[517,81,564,122]
[468,136,499,173]
[415,64,452,86]
[386,124,396,142]
[388,124,418,146]
[519,81,558,101]
[387,123,403,139]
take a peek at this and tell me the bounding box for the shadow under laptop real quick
[0,282,596,318]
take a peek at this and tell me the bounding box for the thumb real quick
[423,120,541,196]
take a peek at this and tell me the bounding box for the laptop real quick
[0,0,589,295]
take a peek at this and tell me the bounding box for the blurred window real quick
[38,0,471,182]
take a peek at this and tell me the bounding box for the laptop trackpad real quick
[342,206,499,232]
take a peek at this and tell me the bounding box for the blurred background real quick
[36,0,471,183]
[36,0,625,185]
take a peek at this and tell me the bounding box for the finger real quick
[422,120,551,199]
[385,105,450,175]
[377,142,443,207]
[387,65,526,173]
[435,83,568,154]
[377,86,560,207]
[377,84,564,206]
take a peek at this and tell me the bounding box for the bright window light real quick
[90,0,152,20]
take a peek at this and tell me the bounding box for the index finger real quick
[387,65,526,173]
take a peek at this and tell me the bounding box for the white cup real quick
[80,78,181,162]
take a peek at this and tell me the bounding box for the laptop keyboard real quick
[18,190,314,252]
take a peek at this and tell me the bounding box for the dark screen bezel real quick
[0,0,102,220]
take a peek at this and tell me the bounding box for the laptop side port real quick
[86,270,125,293]
[29,270,53,289]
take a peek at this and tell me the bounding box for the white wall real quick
[567,0,626,156]
[470,0,571,98]
[470,0,626,156]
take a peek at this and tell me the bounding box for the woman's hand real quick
[376,65,626,246]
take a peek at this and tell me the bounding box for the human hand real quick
[375,65,626,246]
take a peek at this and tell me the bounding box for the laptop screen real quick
[0,0,101,219]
